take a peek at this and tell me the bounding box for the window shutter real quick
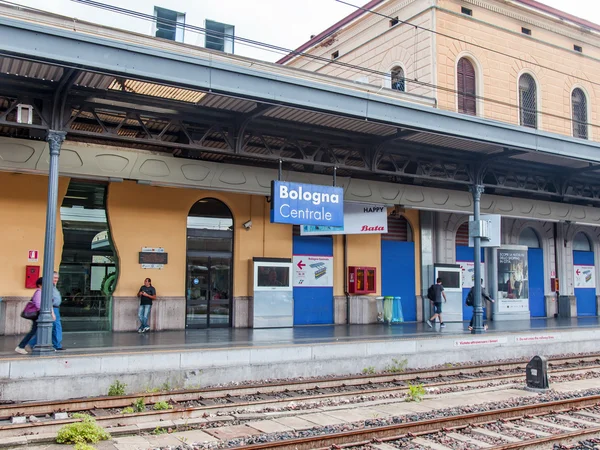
[457,58,476,116]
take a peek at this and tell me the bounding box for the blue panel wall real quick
[528,248,545,317]
[292,236,334,325]
[381,241,416,321]
[574,250,596,316]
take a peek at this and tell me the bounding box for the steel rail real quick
[234,395,600,450]
[1,354,598,420]
[2,365,600,441]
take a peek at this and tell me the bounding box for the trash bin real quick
[391,296,404,323]
[376,296,384,323]
[383,296,394,323]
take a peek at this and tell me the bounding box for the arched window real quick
[519,73,537,129]
[572,88,588,139]
[573,232,592,252]
[457,57,476,115]
[519,227,540,248]
[390,66,405,92]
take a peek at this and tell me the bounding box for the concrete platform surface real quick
[1,318,599,402]
[2,317,599,357]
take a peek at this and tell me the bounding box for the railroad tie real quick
[411,437,454,450]
[523,418,577,432]
[502,422,552,437]
[470,427,522,443]
[445,431,493,448]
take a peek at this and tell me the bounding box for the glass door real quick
[208,256,231,327]
[186,254,231,328]
[186,256,210,328]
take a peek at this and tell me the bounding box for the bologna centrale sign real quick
[270,181,344,226]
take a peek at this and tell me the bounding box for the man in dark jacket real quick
[467,279,495,331]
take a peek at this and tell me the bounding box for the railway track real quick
[3,354,600,445]
[233,395,600,450]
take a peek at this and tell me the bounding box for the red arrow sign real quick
[576,269,581,276]
[297,260,306,270]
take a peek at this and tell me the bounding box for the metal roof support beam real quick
[2,16,600,163]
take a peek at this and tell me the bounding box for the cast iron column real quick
[470,184,485,334]
[33,130,66,355]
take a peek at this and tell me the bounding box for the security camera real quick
[243,220,252,230]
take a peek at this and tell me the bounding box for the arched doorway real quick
[519,227,544,317]
[573,232,596,316]
[186,198,233,328]
[455,221,485,321]
[381,214,416,321]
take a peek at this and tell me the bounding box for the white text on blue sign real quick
[271,181,344,226]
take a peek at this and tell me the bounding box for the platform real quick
[1,318,599,402]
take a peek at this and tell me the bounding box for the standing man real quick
[29,271,64,350]
[426,278,447,328]
[137,278,156,333]
[468,279,495,331]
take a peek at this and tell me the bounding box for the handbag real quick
[20,299,39,321]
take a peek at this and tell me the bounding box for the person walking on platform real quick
[28,271,64,350]
[15,277,55,354]
[426,278,447,328]
[137,278,156,333]
[467,279,495,331]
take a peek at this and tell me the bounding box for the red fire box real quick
[348,266,377,294]
[25,265,40,289]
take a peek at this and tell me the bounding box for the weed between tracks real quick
[56,413,110,445]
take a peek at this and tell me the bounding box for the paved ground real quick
[2,317,598,357]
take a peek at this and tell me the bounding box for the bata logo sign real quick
[300,202,388,236]
[271,181,344,226]
[361,225,385,232]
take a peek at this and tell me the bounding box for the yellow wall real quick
[403,209,422,295]
[436,0,599,140]
[107,181,292,298]
[0,172,69,296]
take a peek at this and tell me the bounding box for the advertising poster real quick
[497,247,529,312]
[457,261,486,288]
[293,255,334,287]
[300,202,388,236]
[574,265,596,288]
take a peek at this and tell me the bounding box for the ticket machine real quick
[432,264,463,322]
[249,257,293,328]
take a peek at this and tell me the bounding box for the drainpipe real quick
[554,222,560,317]
[344,234,350,325]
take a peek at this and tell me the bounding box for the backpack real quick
[466,289,474,307]
[427,285,436,301]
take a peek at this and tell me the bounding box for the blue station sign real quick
[270,181,344,226]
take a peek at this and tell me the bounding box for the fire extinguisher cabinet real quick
[348,266,377,294]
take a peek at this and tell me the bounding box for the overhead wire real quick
[0,0,595,129]
[63,0,599,128]
[334,0,599,88]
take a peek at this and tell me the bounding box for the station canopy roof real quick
[0,4,600,206]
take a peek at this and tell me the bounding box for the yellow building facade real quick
[284,0,599,142]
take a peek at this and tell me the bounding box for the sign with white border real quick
[293,255,334,287]
[28,250,39,263]
[300,202,387,236]
[454,337,507,347]
[574,265,596,288]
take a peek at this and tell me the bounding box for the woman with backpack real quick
[467,279,495,331]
